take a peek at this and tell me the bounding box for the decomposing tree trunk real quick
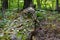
[22,0,41,40]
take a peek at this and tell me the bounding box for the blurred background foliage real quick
[0,0,58,10]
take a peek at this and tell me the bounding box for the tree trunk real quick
[2,0,8,18]
[2,0,8,10]
[23,0,33,9]
[36,0,41,9]
[56,0,60,12]
[56,0,59,10]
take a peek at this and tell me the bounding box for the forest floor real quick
[32,11,60,40]
[0,11,60,40]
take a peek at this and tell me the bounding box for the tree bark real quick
[2,0,8,10]
[1,0,8,18]
[23,0,33,9]
[56,0,59,10]
[36,0,41,9]
[56,0,60,11]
